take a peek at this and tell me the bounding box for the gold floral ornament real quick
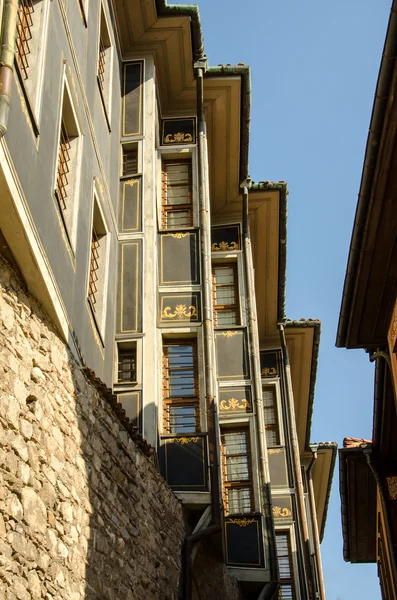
[211,241,239,251]
[272,506,292,518]
[261,367,277,377]
[168,437,199,444]
[387,476,397,500]
[220,398,251,411]
[170,232,189,239]
[268,448,282,455]
[164,132,193,144]
[221,331,239,337]
[228,518,256,527]
[124,179,139,187]
[162,304,197,320]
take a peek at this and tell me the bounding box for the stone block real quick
[21,488,47,534]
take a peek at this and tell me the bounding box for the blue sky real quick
[172,0,391,597]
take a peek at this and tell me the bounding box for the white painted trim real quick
[0,139,72,347]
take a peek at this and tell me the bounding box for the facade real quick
[336,1,397,598]
[0,0,335,598]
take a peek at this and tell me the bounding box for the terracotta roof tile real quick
[343,437,372,448]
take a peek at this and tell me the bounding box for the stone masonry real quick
[0,255,184,600]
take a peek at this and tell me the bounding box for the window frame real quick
[161,158,193,230]
[263,383,284,448]
[53,71,83,252]
[220,426,254,515]
[14,0,50,129]
[97,3,113,129]
[86,186,110,339]
[212,261,241,328]
[162,338,201,435]
[275,529,299,600]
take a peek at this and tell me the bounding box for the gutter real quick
[155,0,204,60]
[0,0,18,137]
[336,1,397,348]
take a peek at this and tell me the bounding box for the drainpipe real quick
[241,183,279,596]
[181,61,221,600]
[307,446,326,600]
[278,322,313,599]
[0,0,18,137]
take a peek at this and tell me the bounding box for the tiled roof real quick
[83,367,154,457]
[343,437,372,448]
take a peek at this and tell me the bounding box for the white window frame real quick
[97,2,113,128]
[15,0,50,128]
[262,380,284,448]
[275,526,301,600]
[86,182,110,339]
[157,148,198,231]
[211,255,244,328]
[53,67,83,252]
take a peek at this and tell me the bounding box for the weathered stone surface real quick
[21,488,46,534]
[0,256,184,600]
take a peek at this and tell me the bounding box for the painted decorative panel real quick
[159,231,200,286]
[116,391,141,432]
[159,292,201,325]
[215,329,250,380]
[122,61,143,137]
[260,350,280,378]
[219,387,252,414]
[119,177,141,232]
[268,448,289,488]
[116,241,142,334]
[224,514,265,568]
[161,118,196,145]
[159,434,209,491]
[211,224,241,252]
[271,495,293,522]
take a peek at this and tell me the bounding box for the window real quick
[161,160,193,228]
[162,340,199,434]
[276,531,296,600]
[15,0,48,118]
[54,80,81,246]
[263,386,280,447]
[87,196,109,333]
[117,344,137,383]
[212,263,240,327]
[16,0,34,81]
[221,428,253,515]
[97,5,112,120]
[122,146,138,176]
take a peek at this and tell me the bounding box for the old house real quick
[337,1,397,597]
[0,0,335,598]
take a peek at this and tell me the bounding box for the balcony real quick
[223,513,265,569]
[159,433,209,493]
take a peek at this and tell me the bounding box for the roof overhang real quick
[337,1,397,349]
[339,446,377,563]
[310,443,337,542]
[112,0,250,203]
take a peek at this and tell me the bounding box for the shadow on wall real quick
[0,254,184,600]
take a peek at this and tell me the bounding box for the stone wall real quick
[0,255,184,600]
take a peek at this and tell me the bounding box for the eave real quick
[337,1,397,350]
[309,442,337,542]
[112,0,250,206]
[339,445,377,563]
